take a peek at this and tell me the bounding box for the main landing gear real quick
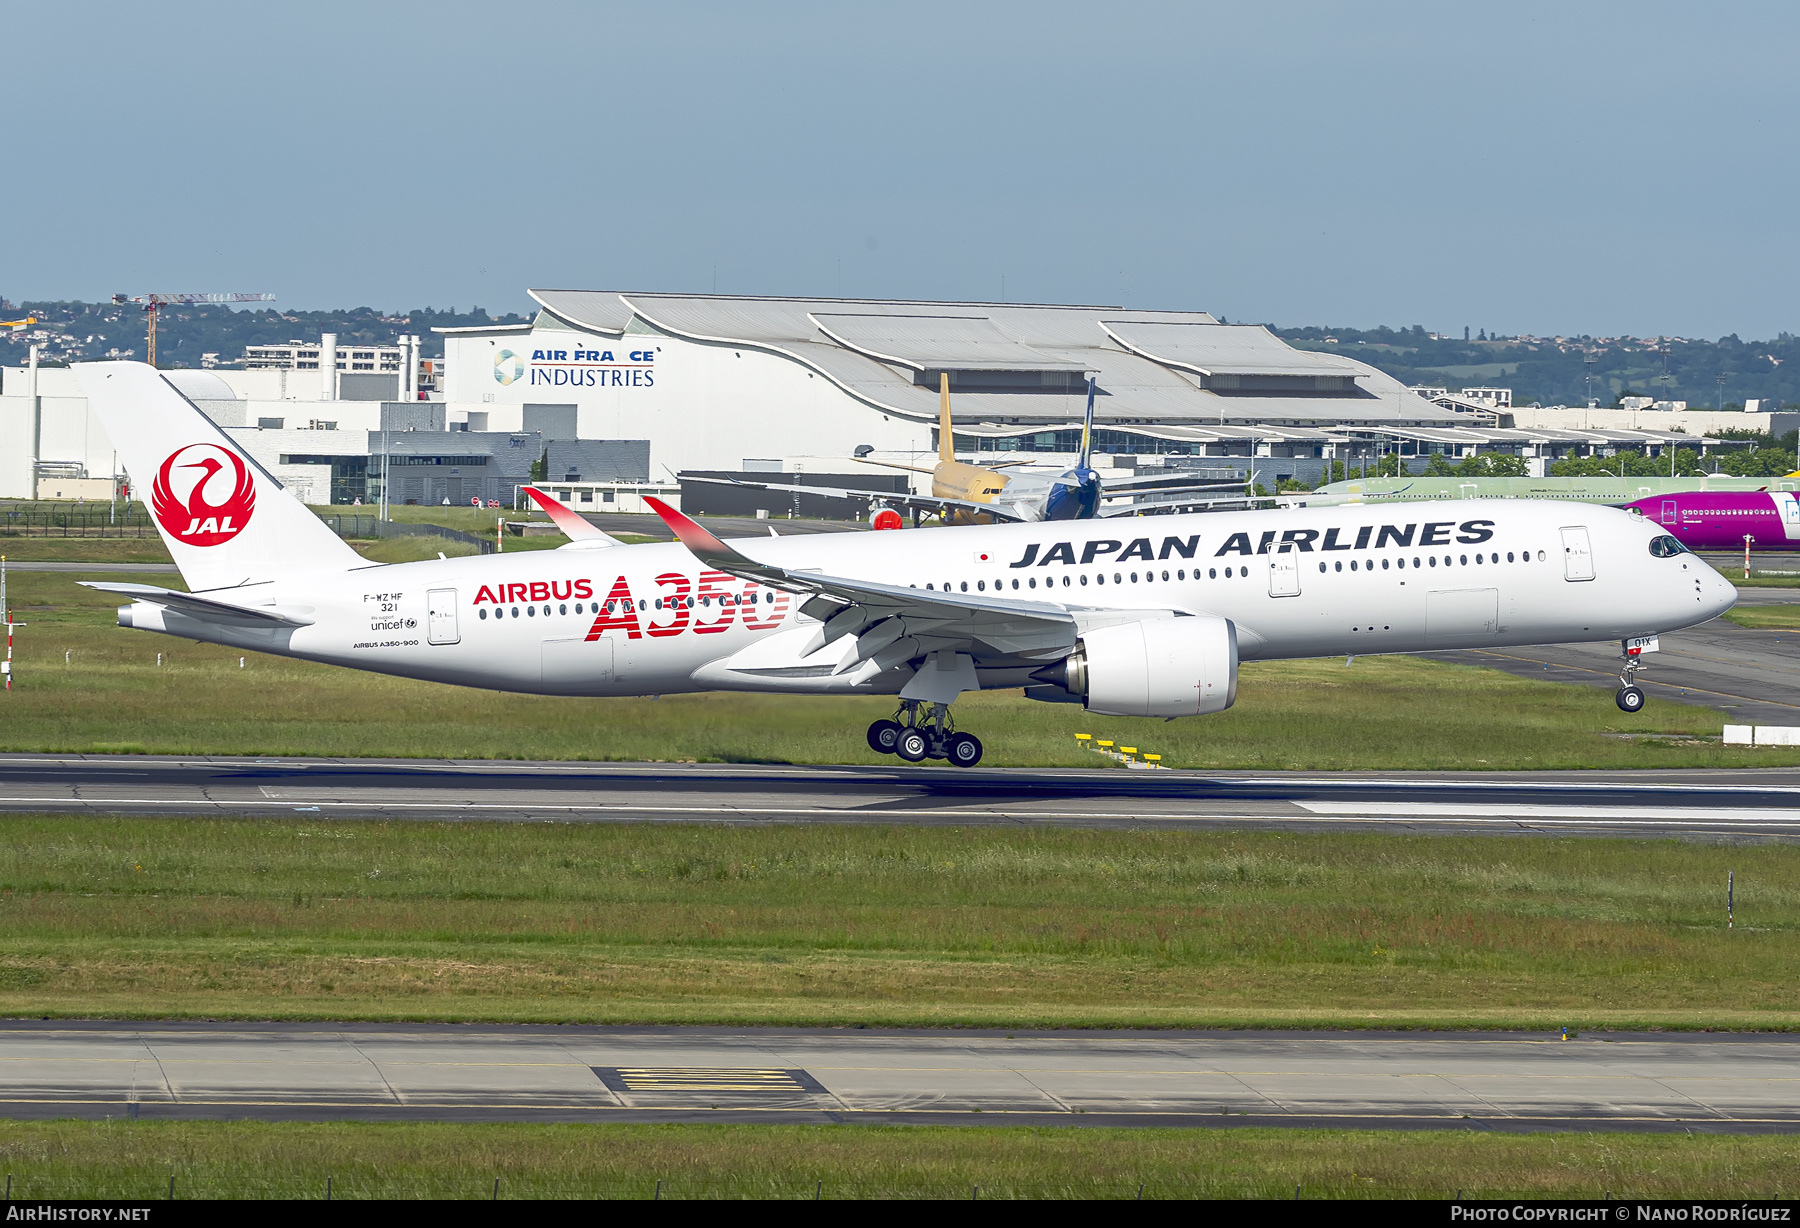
[867,700,983,768]
[1615,644,1648,714]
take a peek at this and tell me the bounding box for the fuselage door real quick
[1661,500,1678,525]
[1269,548,1301,597]
[1559,526,1595,582]
[426,588,460,644]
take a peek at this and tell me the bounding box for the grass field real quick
[0,538,174,564]
[1,1120,1794,1199]
[1723,603,1800,630]
[1704,559,1800,588]
[0,568,1777,768]
[1,818,1793,1028]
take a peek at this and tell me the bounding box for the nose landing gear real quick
[866,701,983,767]
[1616,642,1649,713]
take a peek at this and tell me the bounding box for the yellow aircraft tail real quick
[939,372,955,466]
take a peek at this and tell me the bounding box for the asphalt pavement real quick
[3,1021,1793,1132]
[10,754,1800,839]
[1424,589,1800,726]
[1,561,179,572]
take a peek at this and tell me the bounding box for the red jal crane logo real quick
[151,444,256,547]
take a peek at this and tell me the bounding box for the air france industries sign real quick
[494,343,657,389]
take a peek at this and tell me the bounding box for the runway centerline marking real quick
[1298,802,1800,821]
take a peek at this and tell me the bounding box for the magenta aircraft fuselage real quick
[1624,491,1800,552]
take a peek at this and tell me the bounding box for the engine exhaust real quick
[1030,644,1087,696]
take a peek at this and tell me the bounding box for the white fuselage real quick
[125,500,1736,699]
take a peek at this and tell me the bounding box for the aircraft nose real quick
[1701,564,1738,618]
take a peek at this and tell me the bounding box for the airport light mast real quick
[110,292,276,368]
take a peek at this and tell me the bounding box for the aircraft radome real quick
[75,361,1738,763]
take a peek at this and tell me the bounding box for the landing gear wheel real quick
[1615,685,1646,713]
[946,732,984,768]
[895,728,930,762]
[866,719,902,755]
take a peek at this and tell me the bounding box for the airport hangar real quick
[0,290,1749,508]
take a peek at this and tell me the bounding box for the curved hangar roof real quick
[526,290,1460,434]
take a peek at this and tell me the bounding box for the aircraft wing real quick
[644,497,1076,668]
[848,457,938,475]
[1102,473,1245,491]
[1096,492,1262,517]
[520,486,625,548]
[81,582,315,627]
[680,474,1037,523]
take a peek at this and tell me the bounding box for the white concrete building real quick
[434,290,1473,479]
[243,341,406,372]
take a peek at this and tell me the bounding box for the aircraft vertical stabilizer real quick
[938,372,955,466]
[1078,376,1097,469]
[74,362,363,592]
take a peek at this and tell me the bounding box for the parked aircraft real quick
[75,362,1736,767]
[1305,473,1800,507]
[687,375,1240,524]
[1624,491,1800,552]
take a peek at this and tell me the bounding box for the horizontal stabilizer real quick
[81,582,314,628]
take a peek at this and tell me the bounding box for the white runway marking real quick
[1299,801,1800,822]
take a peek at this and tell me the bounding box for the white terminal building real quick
[3,290,1791,506]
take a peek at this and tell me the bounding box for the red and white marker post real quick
[1,555,19,693]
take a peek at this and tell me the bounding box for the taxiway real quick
[2,1022,1793,1132]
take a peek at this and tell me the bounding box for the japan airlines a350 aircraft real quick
[77,361,1736,764]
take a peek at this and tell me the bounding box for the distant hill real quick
[0,298,529,368]
[4,294,1793,410]
[1271,323,1800,410]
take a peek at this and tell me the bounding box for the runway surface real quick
[1427,592,1800,726]
[3,1021,1794,1131]
[10,753,1800,838]
[2,560,179,572]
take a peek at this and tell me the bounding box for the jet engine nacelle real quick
[1037,616,1238,718]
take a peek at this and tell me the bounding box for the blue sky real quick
[6,1,1795,338]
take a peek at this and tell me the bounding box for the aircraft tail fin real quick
[74,362,364,592]
[938,372,955,466]
[1078,376,1097,468]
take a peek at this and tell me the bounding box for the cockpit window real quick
[1649,534,1689,558]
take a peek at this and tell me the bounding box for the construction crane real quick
[111,292,275,367]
